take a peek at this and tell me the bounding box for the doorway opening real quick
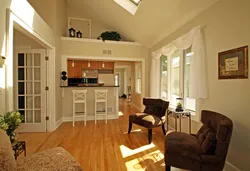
[13,29,47,132]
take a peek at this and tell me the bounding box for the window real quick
[114,0,141,15]
[184,48,195,111]
[129,0,141,6]
[160,55,168,99]
[135,63,142,94]
[160,47,196,111]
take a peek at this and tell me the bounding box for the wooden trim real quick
[218,46,248,79]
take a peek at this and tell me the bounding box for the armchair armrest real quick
[200,155,223,164]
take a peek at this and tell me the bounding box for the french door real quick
[15,49,46,132]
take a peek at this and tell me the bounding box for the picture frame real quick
[218,46,248,79]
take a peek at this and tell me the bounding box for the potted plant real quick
[0,111,24,143]
[97,31,121,41]
[176,102,184,112]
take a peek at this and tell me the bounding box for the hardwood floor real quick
[19,99,186,171]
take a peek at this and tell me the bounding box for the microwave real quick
[82,70,98,78]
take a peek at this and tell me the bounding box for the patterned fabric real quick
[129,113,164,128]
[0,129,17,171]
[17,147,83,171]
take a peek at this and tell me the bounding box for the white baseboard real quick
[63,114,119,122]
[224,161,241,171]
[55,118,63,130]
[131,103,141,111]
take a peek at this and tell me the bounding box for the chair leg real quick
[166,165,171,171]
[148,129,152,144]
[162,124,166,135]
[128,122,132,134]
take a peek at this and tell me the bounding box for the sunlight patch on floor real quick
[119,111,124,116]
[125,150,164,171]
[120,143,155,158]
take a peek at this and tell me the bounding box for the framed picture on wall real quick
[218,46,248,79]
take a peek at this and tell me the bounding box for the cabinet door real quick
[98,62,114,70]
[90,61,98,69]
[105,62,114,70]
[74,61,82,78]
[81,61,89,69]
[67,60,74,78]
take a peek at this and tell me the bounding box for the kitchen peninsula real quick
[60,59,120,122]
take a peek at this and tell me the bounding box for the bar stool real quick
[72,90,87,127]
[94,90,108,124]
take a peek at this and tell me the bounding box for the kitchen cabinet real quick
[98,62,114,70]
[74,61,82,78]
[81,61,98,70]
[67,60,115,78]
[67,60,74,78]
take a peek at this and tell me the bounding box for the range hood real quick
[82,70,98,78]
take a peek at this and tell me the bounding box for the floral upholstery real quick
[0,129,83,171]
[17,147,83,171]
[0,129,17,171]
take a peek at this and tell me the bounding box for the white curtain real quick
[150,25,207,99]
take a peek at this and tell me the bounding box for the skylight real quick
[114,0,142,15]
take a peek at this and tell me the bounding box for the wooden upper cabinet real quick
[74,61,82,78]
[81,61,98,70]
[67,60,74,78]
[67,60,115,78]
[98,62,114,70]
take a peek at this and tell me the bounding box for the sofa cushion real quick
[165,132,203,161]
[201,131,217,154]
[17,147,83,171]
[0,129,17,171]
[197,127,217,154]
[129,113,164,128]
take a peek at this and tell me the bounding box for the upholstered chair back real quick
[0,129,17,170]
[143,98,169,118]
[197,110,233,159]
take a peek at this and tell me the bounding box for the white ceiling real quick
[67,0,219,47]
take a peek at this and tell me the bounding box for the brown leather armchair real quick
[128,98,169,144]
[165,110,233,171]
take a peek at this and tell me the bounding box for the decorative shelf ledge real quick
[61,37,142,46]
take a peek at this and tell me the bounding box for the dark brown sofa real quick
[165,110,233,171]
[128,98,169,144]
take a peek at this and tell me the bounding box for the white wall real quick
[151,0,250,170]
[28,0,68,122]
[115,68,125,96]
[67,6,115,39]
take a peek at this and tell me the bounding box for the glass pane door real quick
[16,50,46,132]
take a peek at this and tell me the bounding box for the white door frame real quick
[62,55,145,111]
[6,9,56,132]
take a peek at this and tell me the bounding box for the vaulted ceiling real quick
[67,0,219,47]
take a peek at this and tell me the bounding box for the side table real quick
[166,109,192,134]
[12,141,26,160]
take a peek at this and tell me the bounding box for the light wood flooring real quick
[19,99,186,171]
